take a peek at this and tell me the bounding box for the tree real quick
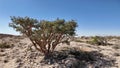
[9,16,77,58]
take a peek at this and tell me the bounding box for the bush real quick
[74,39,83,42]
[113,45,120,49]
[0,42,11,48]
[88,36,107,45]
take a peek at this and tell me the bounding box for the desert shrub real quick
[9,16,77,59]
[74,39,83,42]
[114,53,120,56]
[88,36,107,45]
[0,42,11,48]
[112,45,120,49]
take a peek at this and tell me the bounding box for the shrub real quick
[112,45,120,49]
[88,36,107,45]
[9,16,77,59]
[74,39,83,42]
[0,42,11,48]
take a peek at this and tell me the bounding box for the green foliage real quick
[9,16,77,55]
[74,39,83,42]
[88,36,107,45]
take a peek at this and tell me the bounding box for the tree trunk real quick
[44,52,54,64]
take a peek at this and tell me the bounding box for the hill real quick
[0,34,120,68]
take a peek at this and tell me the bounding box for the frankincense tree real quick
[9,16,77,58]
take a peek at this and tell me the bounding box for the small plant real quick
[0,42,11,48]
[74,39,83,42]
[88,36,107,45]
[113,45,120,49]
[114,53,120,56]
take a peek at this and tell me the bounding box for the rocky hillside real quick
[0,34,120,68]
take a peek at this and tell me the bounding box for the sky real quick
[0,0,120,36]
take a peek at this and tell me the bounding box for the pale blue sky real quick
[0,0,120,36]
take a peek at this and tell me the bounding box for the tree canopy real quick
[9,16,77,55]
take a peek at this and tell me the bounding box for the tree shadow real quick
[41,47,116,68]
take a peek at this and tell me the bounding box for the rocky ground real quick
[0,34,120,68]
